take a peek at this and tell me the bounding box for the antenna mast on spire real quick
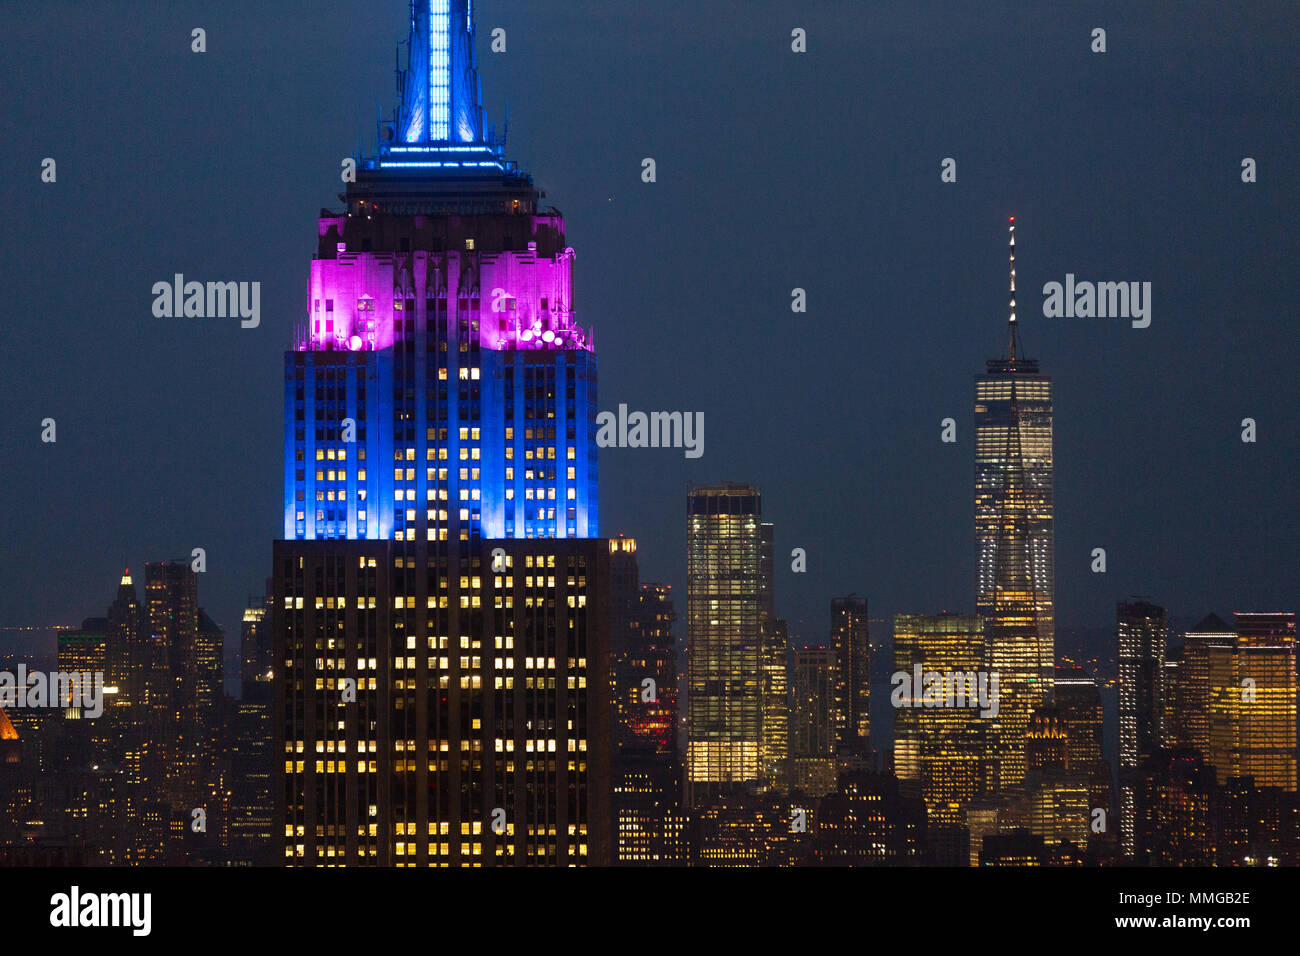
[1008,216,1017,361]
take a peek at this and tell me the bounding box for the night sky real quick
[2,1,1296,682]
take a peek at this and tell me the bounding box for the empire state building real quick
[273,0,613,866]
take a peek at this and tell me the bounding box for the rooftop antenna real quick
[1008,216,1017,361]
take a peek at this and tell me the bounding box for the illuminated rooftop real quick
[0,709,18,741]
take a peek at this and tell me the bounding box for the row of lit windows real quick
[285,760,379,773]
[311,656,379,669]
[314,678,378,691]
[281,596,381,609]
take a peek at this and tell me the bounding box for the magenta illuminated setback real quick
[298,238,591,354]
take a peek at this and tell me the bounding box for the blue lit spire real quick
[399,0,487,146]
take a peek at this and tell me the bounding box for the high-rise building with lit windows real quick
[607,542,684,865]
[790,645,838,796]
[632,583,679,752]
[1232,612,1296,791]
[1165,614,1235,757]
[1165,612,1296,793]
[1051,664,1111,846]
[975,218,1054,788]
[756,522,789,791]
[273,1,612,867]
[830,595,871,758]
[1117,598,1166,857]
[686,483,765,806]
[759,618,790,791]
[892,613,992,829]
[143,560,199,814]
[56,620,108,718]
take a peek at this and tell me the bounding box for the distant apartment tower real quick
[633,584,679,752]
[759,615,790,791]
[104,569,169,865]
[1232,612,1296,791]
[607,540,685,865]
[757,522,789,790]
[1138,752,1217,866]
[1166,613,1296,793]
[686,483,764,805]
[240,584,274,689]
[608,536,643,748]
[892,613,991,828]
[1052,665,1104,772]
[1117,599,1166,857]
[1052,664,1111,841]
[790,645,838,796]
[195,609,225,746]
[144,560,201,816]
[830,595,871,758]
[975,218,1054,788]
[107,570,142,709]
[231,588,276,866]
[1165,614,1235,757]
[56,619,108,717]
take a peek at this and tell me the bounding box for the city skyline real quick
[3,0,1296,657]
[0,0,1297,885]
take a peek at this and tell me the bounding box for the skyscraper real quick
[975,217,1054,788]
[240,585,273,690]
[686,483,764,806]
[273,0,611,866]
[892,613,991,832]
[107,570,142,710]
[104,568,169,864]
[1165,613,1236,758]
[56,620,108,718]
[631,583,679,752]
[231,589,276,866]
[1117,598,1166,857]
[1051,663,1111,850]
[1232,612,1296,791]
[790,645,838,797]
[607,542,685,865]
[144,561,201,819]
[756,522,789,791]
[1166,613,1296,792]
[830,595,871,759]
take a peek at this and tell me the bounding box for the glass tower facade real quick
[1117,599,1166,857]
[686,483,764,805]
[974,218,1054,788]
[892,613,991,829]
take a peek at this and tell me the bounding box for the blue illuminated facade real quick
[283,0,598,545]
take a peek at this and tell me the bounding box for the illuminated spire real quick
[1008,216,1017,361]
[398,0,487,146]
